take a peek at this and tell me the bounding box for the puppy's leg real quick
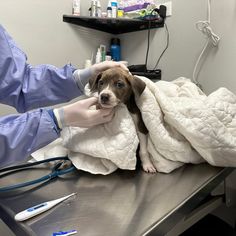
[137,131,156,173]
[131,113,156,173]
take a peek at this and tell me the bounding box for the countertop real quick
[0,163,233,236]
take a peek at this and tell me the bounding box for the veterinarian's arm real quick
[0,97,114,168]
[0,108,60,167]
[0,24,86,112]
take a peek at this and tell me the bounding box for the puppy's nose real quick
[101,93,110,103]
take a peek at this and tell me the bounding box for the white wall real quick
[0,0,111,66]
[121,0,236,95]
[197,0,236,94]
[1,0,236,112]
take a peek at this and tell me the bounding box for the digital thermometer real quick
[15,192,77,221]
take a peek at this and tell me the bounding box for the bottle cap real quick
[111,38,120,45]
[111,2,117,7]
[105,55,112,61]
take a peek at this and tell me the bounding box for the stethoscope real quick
[0,156,76,192]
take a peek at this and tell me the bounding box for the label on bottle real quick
[110,45,121,61]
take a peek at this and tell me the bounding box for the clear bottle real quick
[100,45,106,61]
[95,48,102,64]
[88,7,91,16]
[96,0,102,17]
[72,0,80,16]
[91,0,97,17]
[107,1,112,18]
[111,0,118,18]
[107,7,112,18]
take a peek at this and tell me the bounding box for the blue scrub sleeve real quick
[0,25,95,167]
[0,24,88,112]
[0,108,60,167]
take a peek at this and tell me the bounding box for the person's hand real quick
[91,61,128,76]
[53,97,114,128]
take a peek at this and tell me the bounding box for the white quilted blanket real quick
[32,77,236,174]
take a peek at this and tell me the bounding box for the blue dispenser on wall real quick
[110,38,121,61]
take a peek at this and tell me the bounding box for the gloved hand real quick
[53,97,114,128]
[73,61,129,92]
[91,61,128,76]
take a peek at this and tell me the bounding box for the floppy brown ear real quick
[89,72,103,92]
[130,76,146,97]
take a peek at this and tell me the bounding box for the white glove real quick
[73,61,129,92]
[91,60,129,75]
[53,97,114,128]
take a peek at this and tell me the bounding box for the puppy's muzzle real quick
[100,93,110,104]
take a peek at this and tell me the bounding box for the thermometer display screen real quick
[27,203,47,212]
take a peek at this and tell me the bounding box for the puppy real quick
[89,67,156,173]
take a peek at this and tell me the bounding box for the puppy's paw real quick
[142,162,157,174]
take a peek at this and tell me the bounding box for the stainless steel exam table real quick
[0,163,234,236]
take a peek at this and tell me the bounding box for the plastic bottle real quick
[111,0,118,18]
[117,7,124,18]
[72,0,80,16]
[110,38,121,61]
[95,48,102,64]
[88,7,91,16]
[107,1,112,18]
[100,45,106,61]
[96,0,102,17]
[91,0,97,17]
[107,7,112,18]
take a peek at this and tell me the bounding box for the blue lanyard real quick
[0,157,76,192]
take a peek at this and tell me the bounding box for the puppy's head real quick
[89,67,146,108]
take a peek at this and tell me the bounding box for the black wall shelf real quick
[63,15,164,34]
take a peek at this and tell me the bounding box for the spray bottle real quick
[95,47,102,64]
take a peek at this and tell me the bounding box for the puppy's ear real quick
[130,76,146,97]
[89,72,103,92]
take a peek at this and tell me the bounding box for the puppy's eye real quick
[116,81,125,88]
[98,80,104,86]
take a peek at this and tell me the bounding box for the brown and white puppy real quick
[89,67,156,173]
